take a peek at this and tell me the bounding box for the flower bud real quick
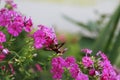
[2,48,9,55]
[89,69,95,76]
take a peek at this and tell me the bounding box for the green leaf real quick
[109,32,120,65]
[92,5,120,54]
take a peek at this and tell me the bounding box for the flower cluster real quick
[33,25,57,49]
[0,1,59,79]
[0,0,33,63]
[0,4,33,37]
[51,56,89,80]
[65,56,82,79]
[98,51,117,80]
[82,56,93,68]
[51,49,120,80]
[51,57,65,79]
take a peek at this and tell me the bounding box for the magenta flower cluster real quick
[0,3,33,37]
[51,49,120,80]
[82,56,93,68]
[81,49,94,68]
[51,56,89,80]
[51,57,65,79]
[0,0,33,62]
[98,51,117,80]
[33,25,57,49]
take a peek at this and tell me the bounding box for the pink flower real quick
[51,65,64,79]
[82,56,93,68]
[7,22,23,36]
[101,69,109,80]
[100,58,116,80]
[51,57,65,79]
[89,69,95,76]
[2,48,9,55]
[23,17,33,32]
[97,51,108,60]
[100,67,116,80]
[0,8,10,27]
[64,56,80,78]
[75,73,89,80]
[0,31,6,43]
[0,8,29,36]
[69,63,80,78]
[35,64,42,71]
[100,60,111,68]
[116,74,120,80]
[0,54,6,61]
[65,56,76,67]
[81,48,92,55]
[0,7,33,36]
[51,56,82,80]
[39,25,57,44]
[33,25,57,49]
[0,48,9,61]
[33,30,46,49]
[51,57,65,67]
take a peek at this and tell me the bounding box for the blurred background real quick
[14,0,119,33]
[14,0,120,66]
